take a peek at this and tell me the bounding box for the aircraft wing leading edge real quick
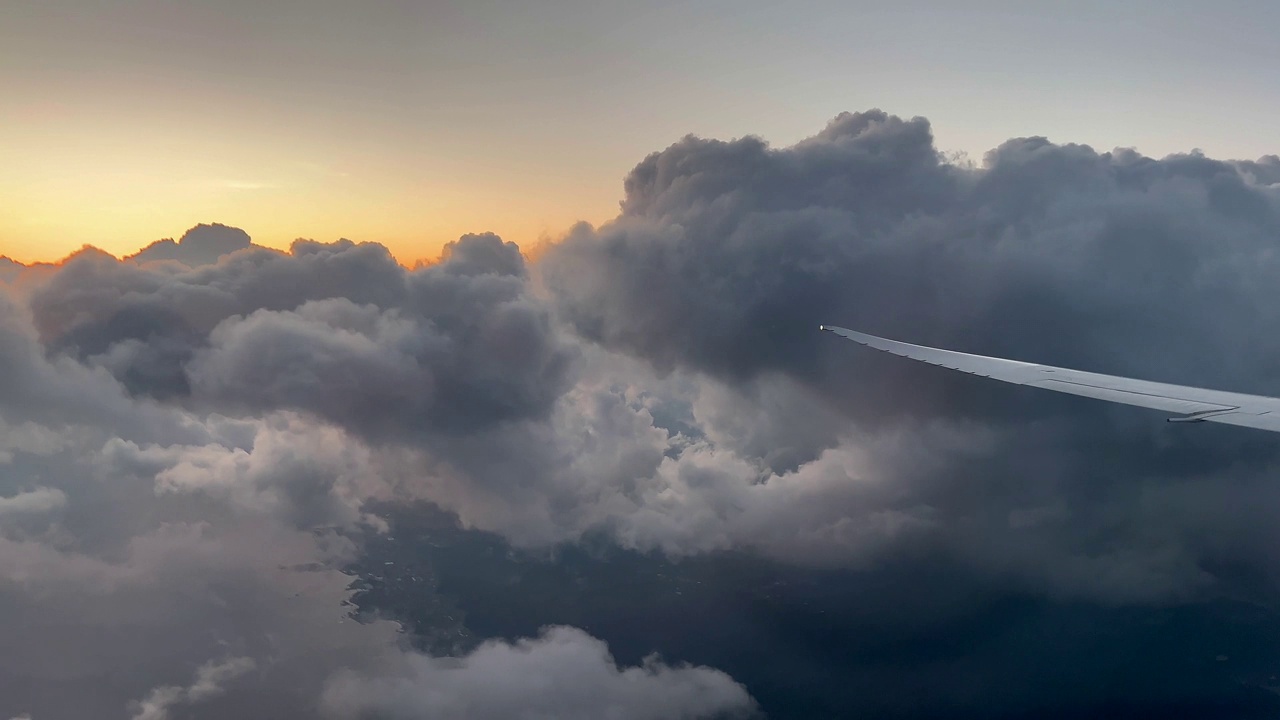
[820,325,1280,433]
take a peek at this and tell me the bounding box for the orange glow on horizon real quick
[0,101,623,266]
[0,210,607,268]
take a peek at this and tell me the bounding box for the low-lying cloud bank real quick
[3,109,1280,717]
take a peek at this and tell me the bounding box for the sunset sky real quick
[4,0,1280,264]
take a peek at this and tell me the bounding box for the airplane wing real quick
[820,325,1280,433]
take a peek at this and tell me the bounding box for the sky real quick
[4,0,1280,263]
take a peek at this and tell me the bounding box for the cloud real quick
[0,258,21,284]
[23,237,407,400]
[0,289,201,444]
[0,488,66,517]
[16,112,1280,606]
[530,108,1280,603]
[321,626,757,720]
[22,231,575,436]
[128,656,256,720]
[113,413,376,530]
[0,228,751,719]
[127,223,256,267]
[4,108,1280,717]
[542,111,1280,397]
[0,399,752,719]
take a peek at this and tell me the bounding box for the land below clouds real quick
[347,501,1280,720]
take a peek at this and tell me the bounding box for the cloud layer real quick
[4,109,1280,717]
[538,109,1280,602]
[0,232,748,718]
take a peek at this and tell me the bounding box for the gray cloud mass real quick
[127,223,257,268]
[3,109,1280,717]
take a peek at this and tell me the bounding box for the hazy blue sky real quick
[3,0,1279,261]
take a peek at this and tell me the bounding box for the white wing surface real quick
[820,325,1280,433]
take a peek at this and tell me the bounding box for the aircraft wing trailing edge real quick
[820,325,1280,433]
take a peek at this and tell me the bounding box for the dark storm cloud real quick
[0,405,753,719]
[26,237,406,387]
[543,110,963,381]
[0,230,750,718]
[18,110,1277,607]
[0,289,201,444]
[7,109,1280,719]
[187,232,574,437]
[534,109,1280,605]
[23,232,576,436]
[1233,153,1280,187]
[543,110,1280,397]
[128,223,255,267]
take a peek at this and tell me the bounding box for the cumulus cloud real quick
[112,413,376,530]
[24,232,575,434]
[127,223,256,267]
[0,399,751,719]
[321,626,756,720]
[0,228,751,719]
[5,108,1280,717]
[534,108,1280,601]
[543,111,1280,397]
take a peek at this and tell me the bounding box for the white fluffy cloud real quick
[321,626,754,720]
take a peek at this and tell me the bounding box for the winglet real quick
[1166,408,1240,423]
